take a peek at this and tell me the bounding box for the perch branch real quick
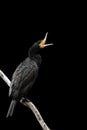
[0,70,11,87]
[0,70,51,130]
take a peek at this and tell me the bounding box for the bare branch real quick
[20,98,51,130]
[0,70,11,87]
[0,70,51,130]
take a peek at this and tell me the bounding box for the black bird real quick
[6,33,53,117]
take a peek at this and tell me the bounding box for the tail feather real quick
[6,100,17,118]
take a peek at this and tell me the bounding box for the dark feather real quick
[7,40,42,117]
[9,57,38,100]
[6,100,17,117]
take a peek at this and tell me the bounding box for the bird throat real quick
[31,55,42,66]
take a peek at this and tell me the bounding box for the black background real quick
[0,30,58,128]
[0,32,74,130]
[0,3,77,130]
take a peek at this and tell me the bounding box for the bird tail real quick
[6,100,17,118]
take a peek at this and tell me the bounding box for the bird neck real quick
[28,49,42,66]
[31,55,42,66]
[28,43,39,57]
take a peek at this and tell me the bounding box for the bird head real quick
[29,32,53,57]
[28,32,53,65]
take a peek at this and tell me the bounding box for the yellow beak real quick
[39,32,53,48]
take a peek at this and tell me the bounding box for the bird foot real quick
[20,97,30,103]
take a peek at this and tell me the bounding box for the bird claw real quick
[20,97,30,103]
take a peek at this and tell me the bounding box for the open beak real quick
[39,32,53,48]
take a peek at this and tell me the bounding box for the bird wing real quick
[9,58,38,97]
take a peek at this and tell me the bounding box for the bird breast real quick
[9,57,38,99]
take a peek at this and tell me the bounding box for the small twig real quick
[0,70,51,130]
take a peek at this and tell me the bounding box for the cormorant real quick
[6,32,53,117]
